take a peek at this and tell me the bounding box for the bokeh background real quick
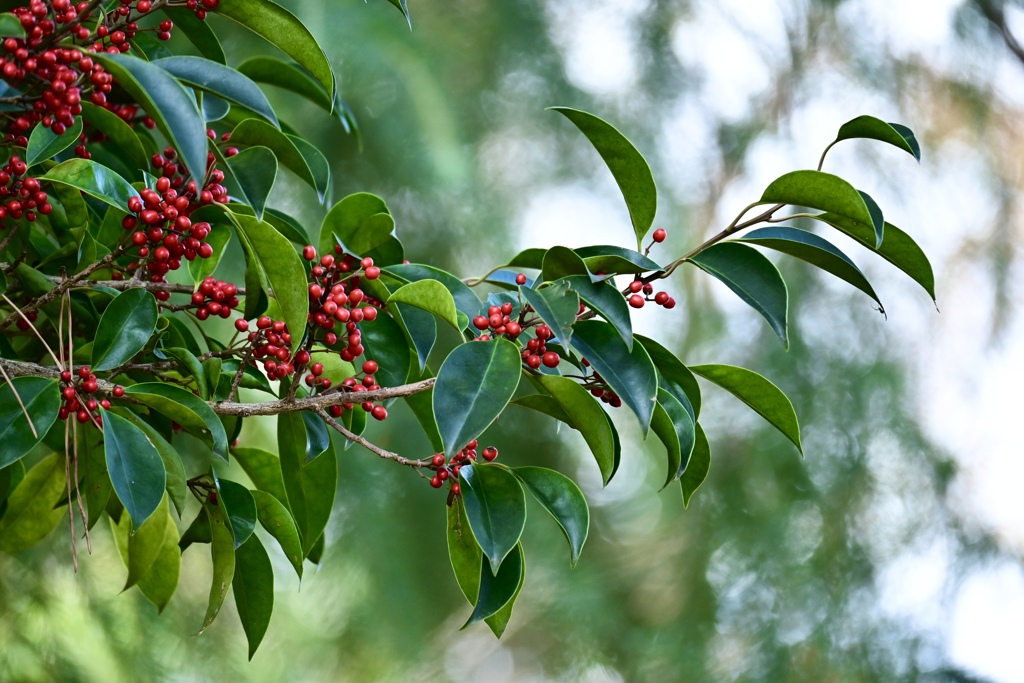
[2,0,1024,680]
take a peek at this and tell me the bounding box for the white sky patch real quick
[948,563,1024,683]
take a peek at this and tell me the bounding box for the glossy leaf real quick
[514,466,589,567]
[233,534,274,660]
[219,479,257,549]
[318,193,389,254]
[124,383,229,460]
[680,423,711,509]
[521,280,579,346]
[657,389,696,483]
[633,335,699,419]
[214,0,336,105]
[388,280,461,331]
[154,56,277,126]
[197,495,235,634]
[574,245,662,276]
[760,170,878,246]
[434,339,522,457]
[162,346,207,399]
[507,247,546,270]
[162,7,226,64]
[38,158,141,211]
[301,410,331,463]
[690,364,801,453]
[0,13,26,37]
[26,117,83,167]
[226,146,278,221]
[459,464,527,574]
[233,448,288,504]
[91,288,158,371]
[92,53,207,182]
[563,276,632,350]
[0,378,60,469]
[360,313,413,388]
[278,411,337,555]
[859,190,885,247]
[103,412,166,529]
[78,102,150,175]
[386,263,483,325]
[0,454,66,552]
[230,118,328,201]
[550,107,657,248]
[237,56,333,113]
[125,496,170,589]
[392,300,436,373]
[512,393,575,426]
[136,510,181,612]
[688,242,789,348]
[815,213,936,302]
[464,543,524,630]
[122,412,187,517]
[739,226,882,309]
[251,489,303,579]
[541,245,590,283]
[533,374,617,485]
[834,115,921,162]
[404,368,444,452]
[569,320,657,435]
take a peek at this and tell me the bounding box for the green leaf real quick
[654,388,696,485]
[233,534,274,660]
[541,245,590,283]
[124,383,229,460]
[434,339,522,458]
[392,300,436,373]
[550,107,657,248]
[162,7,227,64]
[680,423,711,509]
[513,466,589,567]
[197,494,235,634]
[91,288,158,371]
[229,114,328,201]
[512,394,575,426]
[359,313,413,388]
[814,213,936,302]
[690,364,801,453]
[79,102,150,176]
[300,410,330,463]
[858,190,885,248]
[0,454,66,552]
[318,193,390,254]
[251,489,303,579]
[383,0,411,28]
[569,320,657,435]
[759,170,879,247]
[403,368,443,452]
[121,412,187,517]
[459,464,527,574]
[562,276,633,349]
[226,146,277,221]
[278,411,336,555]
[237,56,333,113]
[521,281,579,346]
[507,247,546,270]
[0,378,60,469]
[125,495,169,589]
[135,509,181,612]
[26,117,83,167]
[219,479,257,549]
[79,428,111,529]
[833,115,921,162]
[92,53,207,182]
[233,448,288,504]
[213,0,336,106]
[161,346,207,398]
[739,226,882,309]
[634,335,700,419]
[39,158,141,211]
[154,56,278,126]
[574,245,662,276]
[387,280,461,332]
[386,263,483,326]
[464,543,524,630]
[179,507,211,551]
[187,222,231,286]
[103,412,166,529]
[0,461,26,512]
[0,13,26,37]
[532,374,616,485]
[232,213,308,353]
[688,242,789,348]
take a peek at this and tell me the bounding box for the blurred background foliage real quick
[1,0,1023,680]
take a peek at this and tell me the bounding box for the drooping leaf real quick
[218,479,257,549]
[690,364,801,453]
[135,510,181,612]
[569,320,657,435]
[562,276,633,349]
[161,346,207,398]
[459,464,527,575]
[0,454,66,552]
[680,423,711,509]
[833,115,921,162]
[26,117,83,167]
[197,494,235,634]
[655,389,696,484]
[550,107,657,248]
[383,0,411,27]
[633,335,700,419]
[532,374,616,485]
[121,412,187,517]
[233,448,288,504]
[759,170,878,246]
[38,158,141,211]
[90,288,158,371]
[512,394,575,426]
[520,280,579,346]
[154,56,278,126]
[125,495,170,589]
[251,489,303,579]
[387,280,461,332]
[278,411,336,556]
[124,383,229,460]
[433,339,522,458]
[0,378,60,469]
[513,466,589,567]
[858,190,885,248]
[237,56,333,113]
[79,102,151,176]
[229,118,328,201]
[226,146,278,221]
[103,412,166,529]
[688,242,789,348]
[233,534,274,660]
[463,543,524,630]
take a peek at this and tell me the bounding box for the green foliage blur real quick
[0,0,1017,680]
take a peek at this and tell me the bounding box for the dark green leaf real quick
[317,193,389,255]
[26,117,83,167]
[251,489,303,579]
[226,146,278,221]
[0,13,26,37]
[278,411,336,555]
[512,394,575,426]
[301,410,330,463]
[237,56,332,113]
[532,374,616,485]
[464,543,524,630]
[563,276,632,349]
[513,466,589,567]
[39,158,141,211]
[197,495,235,634]
[434,339,522,457]
[404,368,443,452]
[680,423,711,509]
[121,412,187,517]
[386,263,483,325]
[125,495,170,589]
[162,7,226,64]
[233,447,287,504]
[569,320,657,435]
[179,507,211,551]
[218,479,257,549]
[161,346,207,399]
[79,102,150,175]
[0,453,66,552]
[634,335,700,419]
[91,288,158,371]
[541,245,590,283]
[858,190,885,248]
[459,464,527,574]
[759,170,877,245]
[653,388,695,485]
[392,301,436,373]
[0,378,60,469]
[834,115,921,162]
[154,56,278,126]
[574,245,662,276]
[388,280,460,331]
[229,119,327,201]
[124,383,229,459]
[360,313,413,388]
[521,280,579,346]
[739,226,882,309]
[688,242,789,348]
[690,364,801,453]
[103,412,166,529]
[234,534,274,660]
[550,107,657,248]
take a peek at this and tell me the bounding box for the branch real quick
[70,280,247,295]
[313,406,432,468]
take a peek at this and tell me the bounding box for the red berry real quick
[60,370,72,383]
[664,297,676,309]
[362,360,378,374]
[542,351,560,368]
[430,476,443,489]
[628,294,645,309]
[311,363,324,376]
[431,454,445,467]
[112,386,125,398]
[504,321,522,337]
[482,446,498,461]
[629,280,643,293]
[526,354,542,369]
[451,483,461,495]
[652,228,667,243]
[302,245,316,260]
[234,318,249,332]
[654,291,669,305]
[515,273,527,285]
[473,315,489,330]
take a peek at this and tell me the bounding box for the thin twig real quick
[0,362,37,438]
[314,406,432,468]
[1,294,65,370]
[64,419,78,572]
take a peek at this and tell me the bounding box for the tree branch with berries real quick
[0,0,935,657]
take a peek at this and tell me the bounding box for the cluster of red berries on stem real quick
[57,365,123,428]
[429,440,499,492]
[324,359,389,422]
[522,323,562,369]
[472,301,522,341]
[302,245,383,362]
[626,278,675,310]
[0,156,50,225]
[191,277,239,320]
[235,316,297,380]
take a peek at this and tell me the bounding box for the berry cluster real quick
[0,155,50,224]
[626,279,676,310]
[472,301,522,340]
[57,365,123,428]
[190,277,239,320]
[324,359,389,422]
[428,439,500,492]
[302,245,382,363]
[587,364,622,408]
[235,316,297,380]
[522,323,562,369]
[1,39,90,143]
